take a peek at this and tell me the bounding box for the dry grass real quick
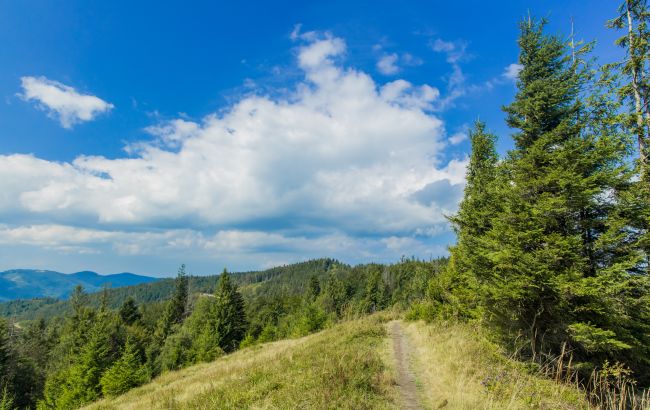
[84,315,398,410]
[84,313,600,410]
[401,320,589,410]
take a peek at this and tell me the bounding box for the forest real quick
[2,1,650,409]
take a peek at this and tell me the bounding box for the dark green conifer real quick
[119,297,142,325]
[213,269,247,352]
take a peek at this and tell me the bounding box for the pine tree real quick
[308,276,321,300]
[119,297,142,325]
[213,270,247,352]
[481,18,637,367]
[55,310,115,409]
[100,339,147,397]
[156,265,189,340]
[446,121,500,318]
[184,296,223,363]
[362,267,388,313]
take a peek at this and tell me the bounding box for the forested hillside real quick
[0,259,345,321]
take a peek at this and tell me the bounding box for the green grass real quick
[84,314,592,410]
[84,315,398,410]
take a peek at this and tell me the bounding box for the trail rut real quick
[389,320,422,410]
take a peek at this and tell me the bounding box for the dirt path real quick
[389,320,422,410]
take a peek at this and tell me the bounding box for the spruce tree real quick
[156,265,189,340]
[119,297,142,325]
[362,267,388,313]
[184,296,223,363]
[308,276,321,300]
[100,339,147,397]
[482,18,637,368]
[54,310,114,409]
[213,270,247,352]
[447,121,500,318]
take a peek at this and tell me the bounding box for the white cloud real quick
[432,39,468,64]
[449,132,467,145]
[2,33,467,272]
[377,53,399,75]
[503,63,523,81]
[19,76,113,128]
[401,53,423,67]
[431,38,471,108]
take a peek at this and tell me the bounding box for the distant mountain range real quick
[0,269,159,301]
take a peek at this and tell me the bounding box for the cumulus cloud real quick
[503,63,523,81]
[19,76,113,128]
[377,53,399,75]
[2,33,467,273]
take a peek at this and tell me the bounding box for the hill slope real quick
[85,315,396,410]
[0,269,158,302]
[84,315,589,410]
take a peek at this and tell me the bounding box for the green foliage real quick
[308,275,321,299]
[568,323,633,353]
[442,15,650,389]
[213,270,247,353]
[291,302,328,337]
[0,385,13,410]
[159,326,193,371]
[360,266,389,313]
[118,297,141,325]
[184,296,224,363]
[52,313,115,408]
[100,339,147,397]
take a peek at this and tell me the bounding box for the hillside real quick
[83,315,589,410]
[0,259,342,320]
[0,269,158,302]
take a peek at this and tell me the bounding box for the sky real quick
[0,0,623,277]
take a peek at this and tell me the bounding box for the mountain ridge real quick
[0,268,159,301]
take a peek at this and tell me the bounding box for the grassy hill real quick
[83,314,589,410]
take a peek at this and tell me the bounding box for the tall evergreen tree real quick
[213,270,247,352]
[361,267,388,313]
[119,297,142,325]
[479,18,639,370]
[308,276,321,300]
[100,338,147,397]
[156,265,189,340]
[447,121,500,318]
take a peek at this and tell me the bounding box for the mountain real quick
[0,259,344,320]
[0,269,159,302]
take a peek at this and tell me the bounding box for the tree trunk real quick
[627,0,649,176]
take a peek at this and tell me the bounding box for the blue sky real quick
[0,0,622,276]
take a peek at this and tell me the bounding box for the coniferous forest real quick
[2,1,650,409]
